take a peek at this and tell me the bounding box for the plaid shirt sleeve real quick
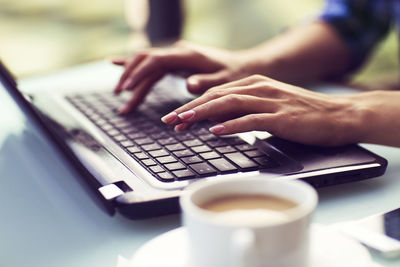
[319,0,392,70]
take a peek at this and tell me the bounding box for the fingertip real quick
[209,124,226,135]
[110,57,125,65]
[174,123,190,132]
[187,78,201,93]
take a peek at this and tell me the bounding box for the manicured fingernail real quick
[161,112,178,124]
[209,124,225,134]
[178,110,195,121]
[187,78,199,88]
[174,123,189,131]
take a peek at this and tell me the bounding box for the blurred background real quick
[0,0,398,86]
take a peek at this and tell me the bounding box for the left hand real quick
[161,75,365,146]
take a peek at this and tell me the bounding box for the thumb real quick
[187,71,228,94]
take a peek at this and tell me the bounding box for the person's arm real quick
[161,75,400,147]
[235,21,352,85]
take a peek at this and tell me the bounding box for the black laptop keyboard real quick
[66,91,277,182]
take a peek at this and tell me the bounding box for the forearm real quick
[238,21,352,85]
[353,91,400,147]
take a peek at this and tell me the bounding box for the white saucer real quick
[129,224,374,267]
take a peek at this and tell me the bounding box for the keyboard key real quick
[174,133,195,141]
[225,152,258,170]
[158,137,178,145]
[190,162,217,176]
[173,149,194,158]
[94,118,107,126]
[165,143,185,151]
[150,165,165,173]
[135,137,154,145]
[164,162,186,171]
[121,126,138,134]
[198,134,218,142]
[142,125,160,134]
[141,143,162,151]
[200,151,220,160]
[216,146,236,154]
[209,158,238,173]
[182,155,203,164]
[245,150,264,158]
[235,144,256,151]
[106,129,120,136]
[142,159,157,166]
[127,146,141,153]
[184,139,203,147]
[207,140,227,148]
[173,169,196,179]
[157,172,175,181]
[151,132,170,139]
[192,145,212,153]
[133,152,149,160]
[127,132,146,139]
[113,134,127,142]
[156,156,177,164]
[101,123,114,131]
[120,140,135,147]
[192,128,209,135]
[112,120,132,129]
[225,137,246,145]
[149,149,169,158]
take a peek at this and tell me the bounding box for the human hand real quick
[161,75,365,146]
[112,41,252,114]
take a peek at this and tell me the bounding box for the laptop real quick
[0,60,387,219]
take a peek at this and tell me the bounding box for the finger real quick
[110,57,126,65]
[172,79,279,117]
[119,71,163,114]
[121,49,219,91]
[209,114,275,135]
[114,53,147,94]
[174,122,191,132]
[186,71,229,94]
[175,95,276,125]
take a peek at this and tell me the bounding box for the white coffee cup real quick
[180,177,318,267]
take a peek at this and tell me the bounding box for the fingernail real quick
[209,124,225,134]
[161,112,178,124]
[187,78,199,88]
[178,110,195,121]
[174,123,189,131]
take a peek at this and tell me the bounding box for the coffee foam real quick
[214,208,291,227]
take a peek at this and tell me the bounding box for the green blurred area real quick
[0,0,397,85]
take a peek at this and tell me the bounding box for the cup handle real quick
[231,228,256,267]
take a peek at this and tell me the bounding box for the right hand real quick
[112,41,252,114]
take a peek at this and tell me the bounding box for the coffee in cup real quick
[180,177,318,267]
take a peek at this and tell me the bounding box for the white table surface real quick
[1,61,400,267]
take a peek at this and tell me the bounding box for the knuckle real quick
[226,94,243,106]
[208,88,225,99]
[249,74,265,82]
[248,114,263,125]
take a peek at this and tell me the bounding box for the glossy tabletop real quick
[1,62,400,267]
